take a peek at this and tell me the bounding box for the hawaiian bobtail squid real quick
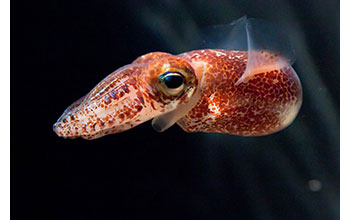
[53,17,302,140]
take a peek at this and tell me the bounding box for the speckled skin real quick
[53,52,198,139]
[53,49,302,139]
[177,50,302,136]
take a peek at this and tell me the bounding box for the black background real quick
[11,0,339,219]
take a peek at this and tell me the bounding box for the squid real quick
[53,17,302,140]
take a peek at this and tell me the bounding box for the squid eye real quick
[163,73,184,88]
[159,72,186,96]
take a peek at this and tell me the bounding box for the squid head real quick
[53,53,202,139]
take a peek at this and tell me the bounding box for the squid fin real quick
[236,18,295,84]
[199,16,295,85]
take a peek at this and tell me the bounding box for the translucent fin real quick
[199,16,295,85]
[151,87,201,132]
[236,18,295,85]
[199,16,248,51]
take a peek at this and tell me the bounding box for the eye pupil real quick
[163,73,184,89]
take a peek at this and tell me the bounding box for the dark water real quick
[11,0,339,219]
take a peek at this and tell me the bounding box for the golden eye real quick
[159,71,185,96]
